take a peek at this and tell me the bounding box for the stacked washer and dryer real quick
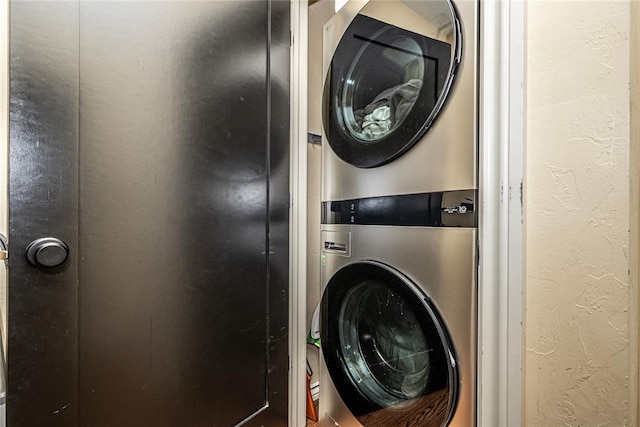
[319,0,477,426]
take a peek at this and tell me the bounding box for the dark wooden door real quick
[8,2,289,425]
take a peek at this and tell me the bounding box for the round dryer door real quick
[321,261,458,426]
[323,0,461,168]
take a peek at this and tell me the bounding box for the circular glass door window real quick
[341,36,426,143]
[323,1,461,168]
[321,261,458,426]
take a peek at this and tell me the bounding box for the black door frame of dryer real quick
[322,4,462,169]
[320,260,458,426]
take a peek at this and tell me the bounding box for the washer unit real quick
[319,193,476,427]
[319,1,478,425]
[322,0,477,201]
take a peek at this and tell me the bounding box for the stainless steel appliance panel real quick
[322,0,477,200]
[319,224,476,426]
[9,1,289,426]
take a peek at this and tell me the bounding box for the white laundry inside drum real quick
[355,79,423,141]
[342,35,426,142]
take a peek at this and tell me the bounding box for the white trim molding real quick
[478,0,524,426]
[289,0,308,426]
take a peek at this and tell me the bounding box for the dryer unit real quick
[322,0,477,201]
[319,195,477,426]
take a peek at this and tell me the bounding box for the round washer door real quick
[322,1,461,168]
[321,261,458,426]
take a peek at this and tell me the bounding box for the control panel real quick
[321,190,476,228]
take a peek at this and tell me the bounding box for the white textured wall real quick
[525,1,631,425]
[631,0,640,423]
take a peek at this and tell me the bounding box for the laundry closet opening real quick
[306,0,478,425]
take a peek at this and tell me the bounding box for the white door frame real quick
[288,0,526,425]
[289,0,309,426]
[478,0,525,426]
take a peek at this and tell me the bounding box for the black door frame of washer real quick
[320,260,458,426]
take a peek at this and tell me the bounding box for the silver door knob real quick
[26,237,69,268]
